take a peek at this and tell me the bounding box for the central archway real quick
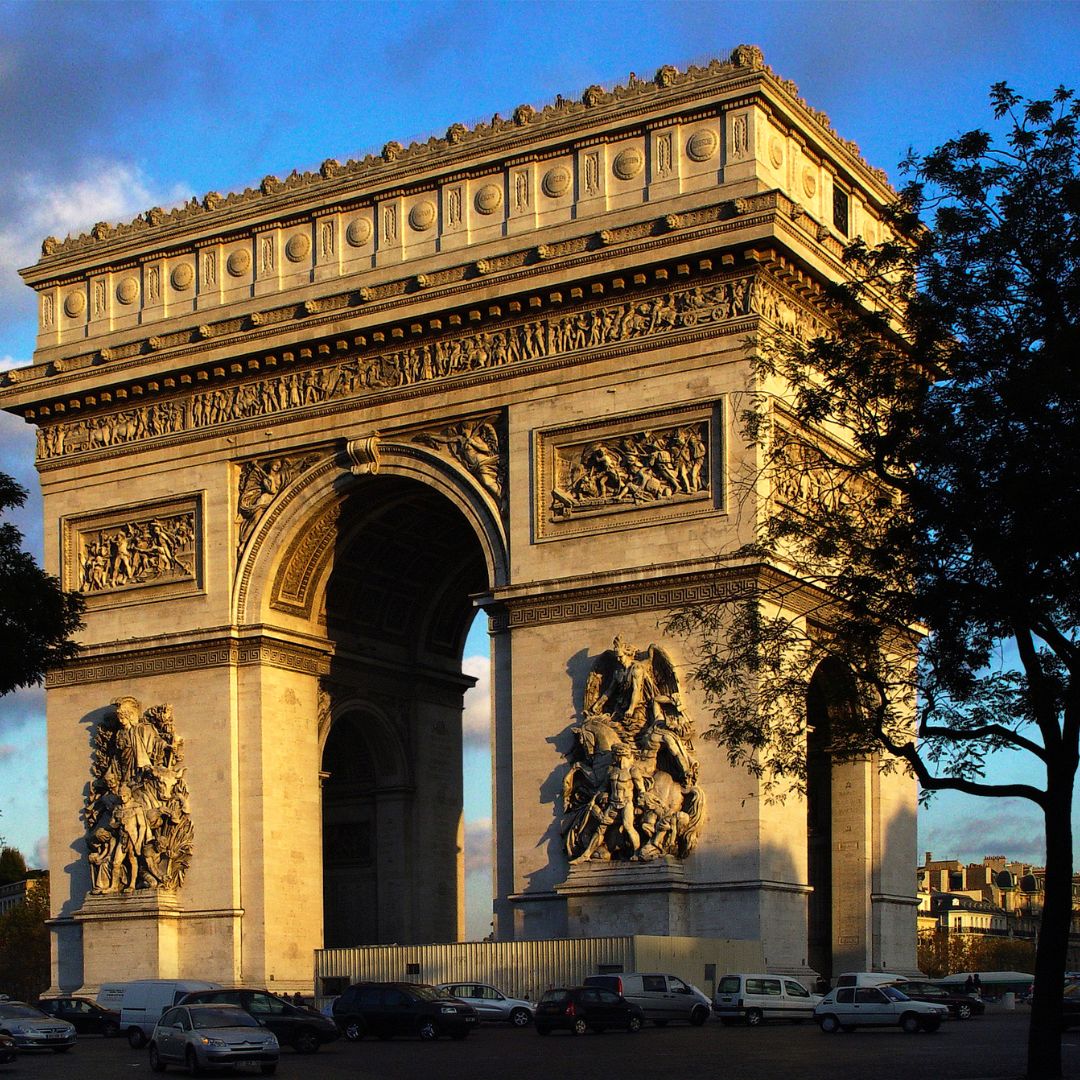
[317,475,491,945]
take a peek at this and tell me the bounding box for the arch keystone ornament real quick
[4,46,915,994]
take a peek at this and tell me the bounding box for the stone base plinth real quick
[554,858,691,937]
[68,891,244,995]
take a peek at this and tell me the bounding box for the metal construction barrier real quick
[314,934,765,1008]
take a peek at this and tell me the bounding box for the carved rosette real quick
[562,637,704,865]
[83,697,193,894]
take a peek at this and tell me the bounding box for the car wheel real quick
[509,1008,531,1028]
[260,1064,278,1076]
[292,1028,321,1053]
[690,1005,709,1027]
[818,1014,840,1033]
[957,1003,972,1020]
[900,1013,921,1034]
[186,1047,204,1076]
[103,1021,120,1038]
[571,1017,588,1036]
[746,1008,763,1027]
[627,1016,642,1034]
[129,1028,147,1049]
[419,1021,438,1041]
[919,1018,941,1033]
[343,1018,364,1042]
[149,1043,167,1073]
[535,1025,551,1036]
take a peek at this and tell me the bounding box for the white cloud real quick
[0,161,189,328]
[33,836,48,871]
[461,653,490,751]
[0,355,29,371]
[465,815,493,877]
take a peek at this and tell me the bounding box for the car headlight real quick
[199,1036,227,1047]
[441,1006,457,1014]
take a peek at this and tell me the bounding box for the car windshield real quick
[0,1005,46,1019]
[883,987,910,1001]
[191,1008,259,1029]
[405,985,441,1001]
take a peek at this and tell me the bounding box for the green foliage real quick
[918,929,1036,980]
[0,473,83,697]
[666,85,1078,1078]
[0,875,49,1001]
[0,847,28,887]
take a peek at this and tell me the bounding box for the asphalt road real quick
[5,1012,1080,1080]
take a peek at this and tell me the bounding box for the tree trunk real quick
[1027,771,1075,1078]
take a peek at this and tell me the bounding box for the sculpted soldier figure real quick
[569,744,645,863]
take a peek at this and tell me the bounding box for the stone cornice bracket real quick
[345,434,381,476]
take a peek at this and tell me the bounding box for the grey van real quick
[712,974,822,1026]
[583,973,711,1026]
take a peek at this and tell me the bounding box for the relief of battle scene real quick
[35,273,805,463]
[78,512,196,593]
[563,637,704,865]
[83,697,193,895]
[550,422,707,519]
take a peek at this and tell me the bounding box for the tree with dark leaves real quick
[667,85,1079,1079]
[0,472,83,697]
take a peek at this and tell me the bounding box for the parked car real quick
[584,973,711,1026]
[814,985,948,1033]
[895,980,984,1019]
[0,1032,15,1063]
[331,982,478,1041]
[35,996,122,1036]
[435,983,534,1027]
[179,987,339,1052]
[0,1001,76,1052]
[115,978,222,1047]
[711,973,822,1026]
[533,987,644,1035]
[148,1003,279,1075]
[1062,983,1080,1030]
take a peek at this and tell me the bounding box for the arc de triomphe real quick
[0,46,916,994]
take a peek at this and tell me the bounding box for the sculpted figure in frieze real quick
[412,415,504,504]
[550,423,707,518]
[83,697,193,895]
[562,637,704,864]
[79,513,195,593]
[36,272,814,464]
[236,452,323,553]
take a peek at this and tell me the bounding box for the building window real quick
[833,186,850,235]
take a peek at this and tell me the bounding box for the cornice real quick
[23,45,890,276]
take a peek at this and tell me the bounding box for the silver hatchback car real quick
[435,983,534,1027]
[149,1003,279,1074]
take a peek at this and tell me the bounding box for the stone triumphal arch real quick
[1,47,917,994]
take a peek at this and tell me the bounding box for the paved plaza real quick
[8,1012,1079,1080]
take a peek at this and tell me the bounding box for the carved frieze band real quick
[44,637,331,689]
[535,402,721,540]
[486,569,753,631]
[35,273,819,464]
[63,494,202,607]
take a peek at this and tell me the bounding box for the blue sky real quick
[0,0,1076,939]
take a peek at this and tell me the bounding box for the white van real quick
[712,973,822,1026]
[582,973,712,1025]
[117,979,221,1046]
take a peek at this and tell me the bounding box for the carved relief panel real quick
[534,402,721,540]
[63,494,202,607]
